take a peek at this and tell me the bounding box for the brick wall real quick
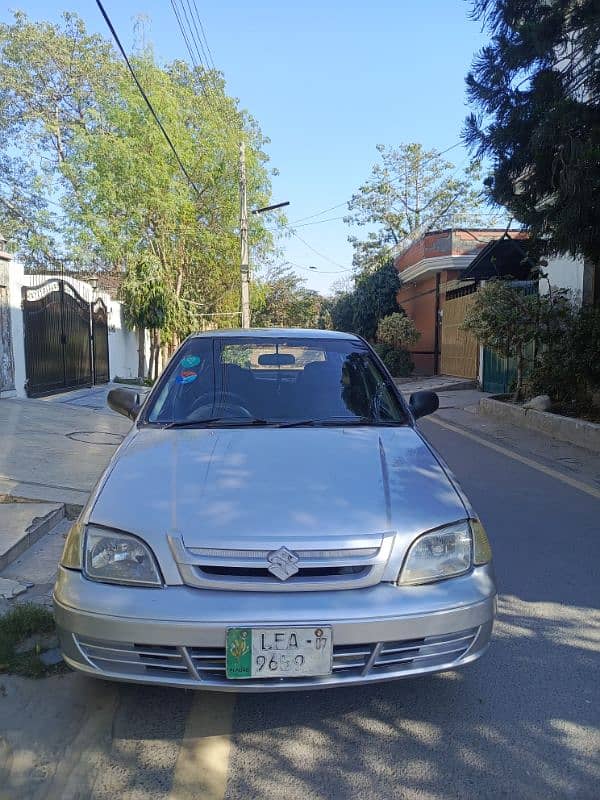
[397,267,470,375]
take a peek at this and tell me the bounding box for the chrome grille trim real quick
[75,627,478,685]
[168,533,395,591]
[187,547,379,560]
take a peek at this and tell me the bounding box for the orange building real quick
[394,228,527,377]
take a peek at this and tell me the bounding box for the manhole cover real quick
[67,431,124,446]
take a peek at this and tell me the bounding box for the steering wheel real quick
[185,391,254,419]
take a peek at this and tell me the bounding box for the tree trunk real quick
[153,329,161,380]
[161,342,169,369]
[137,327,146,380]
[582,258,600,307]
[513,349,525,403]
[147,330,156,382]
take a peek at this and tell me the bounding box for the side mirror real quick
[107,388,141,420]
[409,390,439,420]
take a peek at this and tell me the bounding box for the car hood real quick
[90,426,466,550]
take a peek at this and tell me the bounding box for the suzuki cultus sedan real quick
[54,329,496,690]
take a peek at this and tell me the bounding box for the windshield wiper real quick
[278,417,405,428]
[163,417,271,429]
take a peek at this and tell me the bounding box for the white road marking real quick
[168,692,236,800]
[428,415,600,500]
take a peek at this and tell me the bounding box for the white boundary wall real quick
[540,255,585,304]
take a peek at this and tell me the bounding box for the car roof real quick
[189,328,361,341]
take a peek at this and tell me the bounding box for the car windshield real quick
[142,335,408,427]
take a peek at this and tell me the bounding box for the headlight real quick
[398,521,473,585]
[83,527,163,587]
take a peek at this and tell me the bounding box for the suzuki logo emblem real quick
[267,546,300,581]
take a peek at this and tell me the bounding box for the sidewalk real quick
[1,393,132,606]
[423,390,600,493]
[395,375,477,395]
[0,395,132,506]
[40,381,150,411]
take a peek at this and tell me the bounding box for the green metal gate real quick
[482,349,516,394]
[481,281,538,394]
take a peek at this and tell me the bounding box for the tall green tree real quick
[0,12,278,371]
[345,143,490,272]
[328,261,401,340]
[251,265,324,329]
[464,0,600,302]
[352,262,401,340]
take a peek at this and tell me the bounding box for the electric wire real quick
[95,0,204,199]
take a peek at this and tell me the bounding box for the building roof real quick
[460,235,533,280]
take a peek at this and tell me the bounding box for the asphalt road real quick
[1,407,598,800]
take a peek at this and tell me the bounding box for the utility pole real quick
[239,140,250,329]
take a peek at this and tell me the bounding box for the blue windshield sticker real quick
[180,355,201,368]
[176,370,198,385]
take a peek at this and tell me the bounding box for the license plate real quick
[226,626,332,679]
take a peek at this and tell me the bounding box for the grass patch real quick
[0,603,62,678]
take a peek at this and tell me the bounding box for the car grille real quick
[167,533,396,591]
[75,628,479,685]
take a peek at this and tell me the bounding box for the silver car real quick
[54,328,496,691]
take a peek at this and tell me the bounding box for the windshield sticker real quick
[176,370,198,385]
[180,355,201,368]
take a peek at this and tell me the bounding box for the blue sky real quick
[4,1,489,293]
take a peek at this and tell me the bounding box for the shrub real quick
[373,343,414,377]
[463,280,574,401]
[376,313,420,350]
[524,304,600,405]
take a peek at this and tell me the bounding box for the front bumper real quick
[54,565,496,692]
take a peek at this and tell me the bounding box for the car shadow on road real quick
[1,594,597,800]
[225,593,599,800]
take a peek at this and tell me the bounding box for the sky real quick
[3,1,491,294]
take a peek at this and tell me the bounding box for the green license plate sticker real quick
[226,626,333,680]
[226,628,253,678]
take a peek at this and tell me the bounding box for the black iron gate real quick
[22,279,109,397]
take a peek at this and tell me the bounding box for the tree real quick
[329,291,356,333]
[345,143,490,272]
[376,313,420,350]
[328,261,401,340]
[251,265,324,329]
[464,0,600,302]
[462,280,571,401]
[0,12,278,368]
[352,262,401,340]
[120,254,169,379]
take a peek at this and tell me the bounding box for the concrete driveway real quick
[0,392,598,800]
[0,393,132,506]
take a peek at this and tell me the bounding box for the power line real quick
[170,1,223,121]
[287,260,354,275]
[294,215,347,228]
[288,141,465,226]
[191,0,217,71]
[185,0,214,73]
[288,202,350,225]
[170,0,238,139]
[288,229,353,271]
[95,0,204,198]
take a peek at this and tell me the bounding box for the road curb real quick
[0,502,66,572]
[397,379,477,395]
[479,396,600,454]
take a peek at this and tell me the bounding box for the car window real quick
[221,343,325,370]
[144,336,407,426]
